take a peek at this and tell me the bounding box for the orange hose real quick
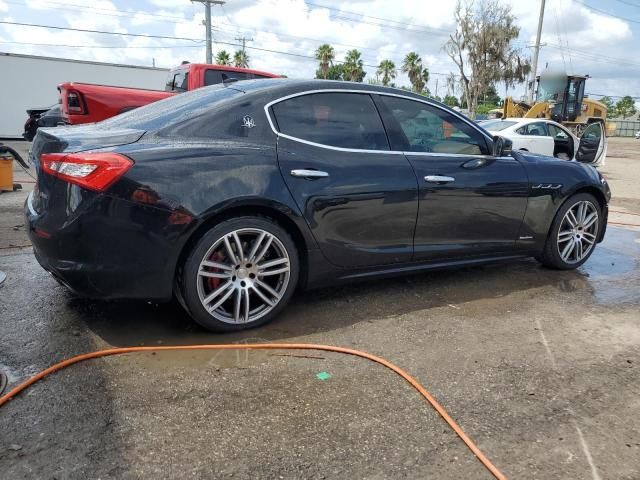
[0,343,507,480]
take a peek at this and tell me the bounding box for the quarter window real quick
[377,96,489,155]
[271,93,390,150]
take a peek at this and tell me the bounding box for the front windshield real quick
[537,73,568,102]
[480,120,517,131]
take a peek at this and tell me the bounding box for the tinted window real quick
[271,92,389,150]
[379,96,489,155]
[205,70,251,86]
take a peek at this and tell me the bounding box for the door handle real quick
[290,169,329,179]
[424,175,455,184]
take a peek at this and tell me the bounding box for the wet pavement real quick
[1,139,639,479]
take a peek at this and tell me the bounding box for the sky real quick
[0,0,638,104]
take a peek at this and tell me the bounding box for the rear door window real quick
[270,92,389,151]
[517,122,549,136]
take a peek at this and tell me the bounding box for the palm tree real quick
[215,50,231,66]
[343,49,365,82]
[233,50,249,68]
[376,59,396,86]
[402,52,423,92]
[315,44,335,79]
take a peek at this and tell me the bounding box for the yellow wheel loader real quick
[502,74,608,137]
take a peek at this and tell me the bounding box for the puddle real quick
[124,347,271,371]
[578,227,640,305]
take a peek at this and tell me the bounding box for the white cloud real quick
[0,0,637,98]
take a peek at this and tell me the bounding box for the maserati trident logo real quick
[241,115,256,128]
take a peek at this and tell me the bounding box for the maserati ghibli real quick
[26,79,611,331]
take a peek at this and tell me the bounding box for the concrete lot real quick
[1,138,639,479]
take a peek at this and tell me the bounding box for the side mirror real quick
[492,135,513,157]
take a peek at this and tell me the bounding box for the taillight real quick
[67,90,86,114]
[41,152,133,192]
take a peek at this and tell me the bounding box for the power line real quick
[305,2,451,35]
[4,0,196,24]
[610,0,640,8]
[578,1,640,23]
[0,20,204,42]
[0,40,205,49]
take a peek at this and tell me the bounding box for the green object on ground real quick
[316,371,332,380]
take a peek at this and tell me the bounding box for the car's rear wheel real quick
[538,193,601,269]
[181,216,299,332]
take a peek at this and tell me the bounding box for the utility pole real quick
[234,35,253,54]
[529,0,546,103]
[193,0,226,64]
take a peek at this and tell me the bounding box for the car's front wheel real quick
[181,216,299,332]
[538,193,601,269]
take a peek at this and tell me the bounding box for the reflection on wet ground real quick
[578,227,639,305]
[72,226,639,349]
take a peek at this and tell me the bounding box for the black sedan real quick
[25,79,611,331]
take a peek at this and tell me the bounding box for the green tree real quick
[233,50,249,68]
[315,44,335,79]
[599,96,616,118]
[443,95,460,107]
[343,49,366,82]
[421,68,430,89]
[481,84,501,105]
[376,59,396,86]
[402,52,424,92]
[614,96,637,119]
[215,50,231,66]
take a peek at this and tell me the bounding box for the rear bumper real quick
[25,190,187,300]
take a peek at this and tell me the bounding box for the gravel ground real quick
[1,138,639,479]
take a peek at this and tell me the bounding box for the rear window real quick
[205,69,252,85]
[479,120,517,131]
[271,92,389,150]
[165,69,188,92]
[100,84,243,131]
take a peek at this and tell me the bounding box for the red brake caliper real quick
[206,251,225,290]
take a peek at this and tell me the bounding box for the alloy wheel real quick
[196,228,291,324]
[556,200,599,264]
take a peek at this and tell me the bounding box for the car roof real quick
[230,77,446,103]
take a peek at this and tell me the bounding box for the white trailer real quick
[0,52,169,138]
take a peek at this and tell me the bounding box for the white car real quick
[635,130,640,139]
[479,118,606,167]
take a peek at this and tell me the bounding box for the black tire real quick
[180,216,299,332]
[538,193,602,270]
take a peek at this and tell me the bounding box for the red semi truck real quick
[58,63,280,125]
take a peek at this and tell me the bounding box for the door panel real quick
[408,154,529,260]
[270,91,418,268]
[375,94,528,260]
[277,138,418,267]
[576,122,605,165]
